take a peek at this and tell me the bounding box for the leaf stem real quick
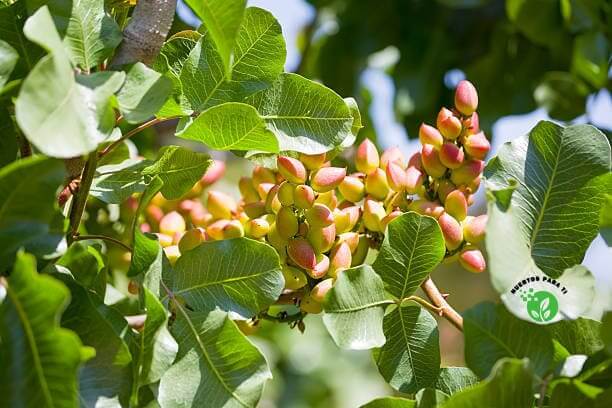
[67,152,98,245]
[420,277,463,331]
[99,116,178,158]
[72,233,132,252]
[18,133,32,157]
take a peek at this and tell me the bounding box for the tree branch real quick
[420,277,463,331]
[67,152,98,245]
[72,234,133,252]
[111,0,178,67]
[99,116,178,158]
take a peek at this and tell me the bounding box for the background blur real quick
[147,1,612,406]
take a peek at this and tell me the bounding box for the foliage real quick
[0,0,610,407]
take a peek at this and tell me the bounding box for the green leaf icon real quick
[526,291,558,323]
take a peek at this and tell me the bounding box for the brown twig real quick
[420,277,463,331]
[72,234,132,252]
[99,116,178,158]
[67,152,98,245]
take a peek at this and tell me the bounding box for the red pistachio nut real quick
[337,231,360,253]
[299,152,327,170]
[454,80,478,116]
[307,224,336,254]
[310,278,334,302]
[207,191,237,220]
[419,123,444,148]
[356,138,380,174]
[178,227,207,253]
[444,189,468,221]
[436,107,462,140]
[380,146,406,169]
[439,142,465,170]
[277,156,307,184]
[408,152,423,171]
[341,205,361,231]
[438,212,463,250]
[308,253,330,279]
[293,184,316,209]
[381,210,403,231]
[363,198,386,232]
[252,165,277,186]
[463,131,490,160]
[333,208,351,234]
[386,162,407,191]
[408,200,445,219]
[200,159,226,187]
[159,211,186,236]
[338,176,365,203]
[405,166,424,195]
[306,203,334,228]
[328,242,352,278]
[459,247,486,273]
[287,238,317,270]
[421,144,447,178]
[365,168,391,200]
[450,159,484,186]
[311,167,347,192]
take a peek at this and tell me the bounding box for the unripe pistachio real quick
[419,123,444,148]
[381,210,403,230]
[252,165,276,186]
[300,293,323,314]
[337,232,360,252]
[437,107,462,140]
[310,278,334,303]
[436,179,456,203]
[160,211,186,236]
[408,152,423,171]
[380,146,406,169]
[277,181,295,206]
[235,319,260,336]
[351,235,369,266]
[207,219,244,240]
[282,265,308,290]
[239,177,260,203]
[177,199,197,215]
[450,159,484,186]
[342,206,361,231]
[307,224,336,253]
[164,245,181,265]
[467,176,481,194]
[439,142,465,169]
[386,162,407,191]
[469,111,480,132]
[207,191,237,219]
[459,247,486,273]
[444,190,468,221]
[154,233,174,248]
[311,167,347,192]
[287,238,317,270]
[200,159,225,187]
[299,152,326,170]
[338,176,365,203]
[408,200,444,219]
[264,184,282,214]
[178,228,207,252]
[405,166,424,194]
[421,144,447,178]
[463,214,487,244]
[363,199,386,232]
[266,223,287,254]
[140,223,151,233]
[246,217,271,239]
[332,208,350,233]
[277,156,307,184]
[356,138,380,173]
[454,80,478,116]
[438,212,463,250]
[315,190,338,210]
[244,201,267,219]
[256,182,275,201]
[190,206,213,227]
[365,168,390,200]
[306,203,334,228]
[463,131,490,160]
[293,184,315,209]
[308,254,330,278]
[276,206,299,239]
[328,242,352,278]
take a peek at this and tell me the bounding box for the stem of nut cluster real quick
[420,277,463,331]
[260,311,305,323]
[99,116,177,158]
[67,152,98,245]
[72,234,132,252]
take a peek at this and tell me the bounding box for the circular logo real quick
[520,289,559,322]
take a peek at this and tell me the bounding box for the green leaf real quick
[129,230,174,300]
[434,367,479,395]
[54,272,133,407]
[179,7,285,113]
[117,62,173,124]
[0,40,18,88]
[548,318,604,355]
[0,105,18,166]
[154,30,201,84]
[0,156,65,270]
[372,212,445,299]
[0,252,92,407]
[601,312,612,356]
[360,397,416,408]
[572,31,609,88]
[184,0,247,76]
[485,121,611,277]
[142,145,211,200]
[601,194,612,246]
[534,72,589,121]
[374,305,440,393]
[22,5,66,57]
[0,0,43,76]
[322,264,388,350]
[550,378,603,407]
[133,288,177,390]
[171,238,284,319]
[177,102,279,153]
[415,388,449,408]
[51,0,122,70]
[463,302,554,378]
[90,158,149,204]
[56,241,106,297]
[245,73,356,154]
[441,358,535,408]
[158,307,271,408]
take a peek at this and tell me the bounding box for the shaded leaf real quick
[372,212,445,299]
[0,0,43,76]
[0,40,18,88]
[415,388,449,408]
[434,367,479,395]
[550,378,603,408]
[360,397,416,408]
[90,158,149,204]
[0,252,92,408]
[117,62,173,123]
[548,318,604,355]
[374,305,440,393]
[57,241,106,298]
[0,105,18,166]
[322,264,388,350]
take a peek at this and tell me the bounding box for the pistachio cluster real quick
[142,80,489,316]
